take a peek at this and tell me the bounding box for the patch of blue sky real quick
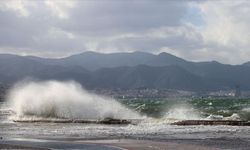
[182,4,205,27]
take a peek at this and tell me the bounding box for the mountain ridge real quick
[0,51,250,91]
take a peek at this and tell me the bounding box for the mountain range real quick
[0,51,250,91]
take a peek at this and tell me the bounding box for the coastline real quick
[0,137,221,150]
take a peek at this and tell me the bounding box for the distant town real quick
[0,83,249,102]
[91,87,247,99]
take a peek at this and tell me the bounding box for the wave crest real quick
[7,80,141,120]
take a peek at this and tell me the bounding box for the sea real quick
[1,81,250,149]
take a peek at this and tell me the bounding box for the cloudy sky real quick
[0,0,249,64]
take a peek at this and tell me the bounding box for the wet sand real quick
[0,143,48,149]
[0,138,119,150]
[79,139,220,150]
[0,138,220,150]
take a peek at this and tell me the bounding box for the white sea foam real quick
[7,80,141,120]
[164,104,201,120]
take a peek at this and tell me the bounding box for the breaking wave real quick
[164,104,201,120]
[7,80,141,120]
[163,104,242,121]
[5,80,250,123]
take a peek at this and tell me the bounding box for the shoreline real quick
[78,139,220,150]
[0,137,222,150]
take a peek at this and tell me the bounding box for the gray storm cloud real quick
[0,0,250,64]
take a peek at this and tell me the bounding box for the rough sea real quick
[1,81,250,149]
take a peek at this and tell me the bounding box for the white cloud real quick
[157,1,250,64]
[44,0,76,19]
[196,0,250,64]
[47,27,75,39]
[200,1,250,47]
[0,0,250,64]
[0,0,30,17]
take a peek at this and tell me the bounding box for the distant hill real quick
[91,65,212,90]
[27,51,191,71]
[0,51,250,91]
[243,61,250,66]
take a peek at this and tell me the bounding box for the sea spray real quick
[164,104,201,120]
[238,108,250,120]
[7,80,141,120]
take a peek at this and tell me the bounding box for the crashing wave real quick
[7,80,141,120]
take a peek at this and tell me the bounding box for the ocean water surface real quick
[1,81,250,149]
